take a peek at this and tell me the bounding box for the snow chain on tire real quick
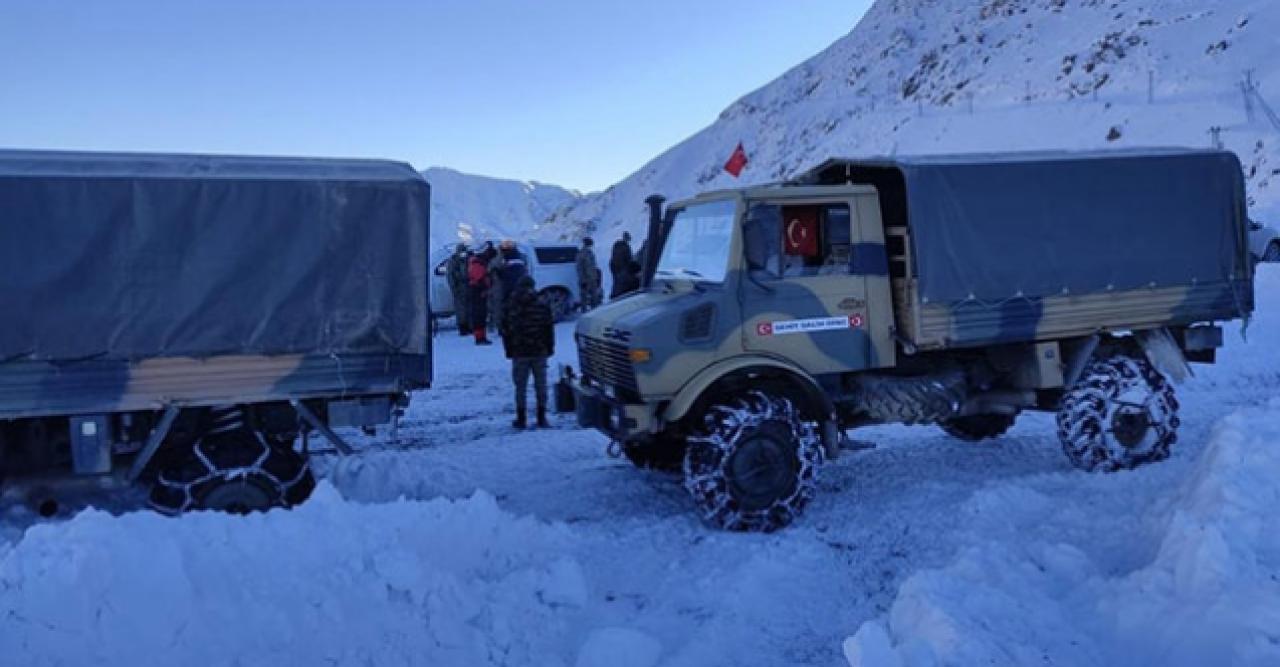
[1056,353,1180,472]
[150,407,315,515]
[683,391,824,532]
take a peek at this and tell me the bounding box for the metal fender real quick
[663,355,835,425]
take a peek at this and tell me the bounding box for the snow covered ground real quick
[3,268,1279,666]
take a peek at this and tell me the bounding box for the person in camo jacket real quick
[501,275,554,429]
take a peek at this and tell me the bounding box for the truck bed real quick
[0,353,430,420]
[818,150,1254,349]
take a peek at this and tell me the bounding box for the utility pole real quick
[1147,70,1155,104]
[1209,126,1223,150]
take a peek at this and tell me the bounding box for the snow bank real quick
[0,485,590,667]
[843,400,1280,667]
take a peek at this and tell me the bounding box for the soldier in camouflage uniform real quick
[445,243,470,335]
[576,237,602,311]
[502,275,554,429]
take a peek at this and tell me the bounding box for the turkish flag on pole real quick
[724,142,749,178]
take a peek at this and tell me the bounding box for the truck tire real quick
[940,413,1017,442]
[683,391,823,532]
[150,408,315,515]
[854,371,966,425]
[1056,354,1179,472]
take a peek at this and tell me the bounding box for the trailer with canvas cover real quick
[0,149,431,515]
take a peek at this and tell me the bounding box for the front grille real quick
[578,335,638,393]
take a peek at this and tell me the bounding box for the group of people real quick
[442,231,644,430]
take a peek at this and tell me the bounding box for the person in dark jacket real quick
[575,237,602,311]
[491,239,529,333]
[609,232,635,299]
[468,243,496,345]
[501,275,554,429]
[445,243,471,335]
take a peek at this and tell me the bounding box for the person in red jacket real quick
[468,243,496,345]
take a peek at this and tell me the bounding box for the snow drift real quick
[0,488,591,667]
[844,402,1280,666]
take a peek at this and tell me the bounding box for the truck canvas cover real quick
[0,150,430,362]
[804,149,1252,325]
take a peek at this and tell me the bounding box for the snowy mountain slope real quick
[424,166,580,250]
[537,0,1280,243]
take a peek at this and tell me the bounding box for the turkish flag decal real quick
[724,142,749,178]
[783,206,819,257]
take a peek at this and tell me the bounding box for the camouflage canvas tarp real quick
[0,150,430,362]
[804,149,1251,313]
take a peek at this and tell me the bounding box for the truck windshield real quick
[655,199,736,283]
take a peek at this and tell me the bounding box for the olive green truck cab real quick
[572,150,1253,532]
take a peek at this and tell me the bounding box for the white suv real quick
[1249,219,1280,262]
[431,243,581,325]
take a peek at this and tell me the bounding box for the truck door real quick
[741,200,883,374]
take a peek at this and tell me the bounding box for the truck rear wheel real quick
[1056,353,1179,472]
[683,391,823,532]
[940,413,1017,442]
[150,407,315,515]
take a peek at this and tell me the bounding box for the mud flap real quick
[1135,328,1192,384]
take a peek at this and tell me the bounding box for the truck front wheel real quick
[1056,353,1179,472]
[683,391,824,532]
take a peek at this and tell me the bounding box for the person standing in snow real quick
[501,275,554,429]
[486,244,505,333]
[445,243,471,335]
[468,243,496,345]
[492,239,529,333]
[609,231,636,300]
[576,237,602,311]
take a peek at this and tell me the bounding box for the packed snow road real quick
[3,272,1279,666]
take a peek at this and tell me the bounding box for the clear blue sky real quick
[0,1,870,192]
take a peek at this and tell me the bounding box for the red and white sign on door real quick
[756,315,864,336]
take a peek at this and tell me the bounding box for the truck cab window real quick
[781,204,852,277]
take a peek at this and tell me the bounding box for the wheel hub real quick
[1110,405,1151,449]
[726,424,798,511]
[198,475,276,515]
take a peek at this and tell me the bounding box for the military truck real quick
[0,150,431,515]
[572,150,1252,532]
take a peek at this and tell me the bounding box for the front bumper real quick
[572,379,654,441]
